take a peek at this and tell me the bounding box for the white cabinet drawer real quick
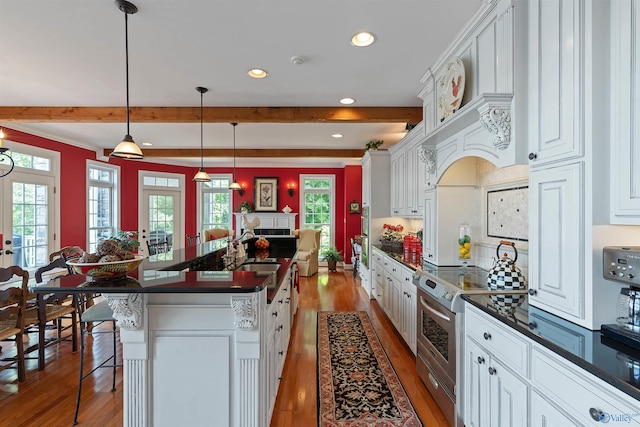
[383,256,403,281]
[465,305,530,377]
[531,345,640,425]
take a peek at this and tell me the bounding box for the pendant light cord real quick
[200,92,204,168]
[124,10,131,136]
[232,123,238,180]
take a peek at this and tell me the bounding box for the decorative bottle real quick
[457,223,471,263]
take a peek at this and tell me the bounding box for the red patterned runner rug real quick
[317,311,422,427]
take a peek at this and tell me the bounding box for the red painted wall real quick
[4,128,361,260]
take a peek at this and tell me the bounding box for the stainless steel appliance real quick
[361,207,369,268]
[413,264,527,427]
[602,246,640,350]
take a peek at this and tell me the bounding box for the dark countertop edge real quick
[371,244,422,272]
[462,295,640,402]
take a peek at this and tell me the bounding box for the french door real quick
[139,187,183,257]
[0,171,56,270]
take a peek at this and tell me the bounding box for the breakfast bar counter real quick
[31,238,299,427]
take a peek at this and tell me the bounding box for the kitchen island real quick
[32,237,298,427]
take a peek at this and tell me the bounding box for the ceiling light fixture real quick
[110,0,143,160]
[192,87,211,182]
[0,129,15,178]
[331,133,344,138]
[229,123,242,191]
[340,97,355,105]
[351,31,376,47]
[247,68,268,79]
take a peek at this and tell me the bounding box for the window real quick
[87,162,119,253]
[200,176,232,232]
[300,175,335,254]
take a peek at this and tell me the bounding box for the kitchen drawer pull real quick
[477,356,485,364]
[420,296,451,322]
[528,288,537,296]
[589,408,604,422]
[488,367,496,375]
[483,332,491,340]
[427,372,439,389]
[272,312,278,317]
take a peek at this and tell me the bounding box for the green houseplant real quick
[321,246,344,272]
[365,140,383,151]
[235,201,254,213]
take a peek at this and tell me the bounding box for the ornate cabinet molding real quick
[107,293,143,330]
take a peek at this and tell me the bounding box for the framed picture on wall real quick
[254,177,279,212]
[349,201,361,214]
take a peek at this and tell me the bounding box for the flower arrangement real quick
[235,201,254,212]
[108,230,140,252]
[381,224,404,242]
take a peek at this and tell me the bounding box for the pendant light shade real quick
[229,123,242,190]
[193,87,211,182]
[110,0,143,160]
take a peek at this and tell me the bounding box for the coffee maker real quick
[602,246,640,349]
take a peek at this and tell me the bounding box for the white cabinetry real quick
[531,343,640,425]
[527,0,612,329]
[358,264,371,298]
[529,162,583,318]
[389,122,427,218]
[371,248,385,302]
[463,303,640,427]
[266,271,293,421]
[464,305,531,427]
[381,255,417,353]
[400,268,417,355]
[610,0,640,224]
[423,186,479,266]
[390,150,406,216]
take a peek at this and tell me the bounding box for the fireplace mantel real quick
[234,212,298,238]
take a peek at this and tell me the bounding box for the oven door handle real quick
[420,295,451,323]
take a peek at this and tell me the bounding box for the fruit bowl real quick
[66,255,145,280]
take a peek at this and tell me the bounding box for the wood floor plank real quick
[0,268,447,426]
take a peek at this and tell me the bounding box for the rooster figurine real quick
[242,213,260,239]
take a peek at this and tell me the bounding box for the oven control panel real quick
[603,246,640,284]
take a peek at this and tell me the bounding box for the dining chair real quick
[0,266,28,382]
[72,290,120,425]
[351,238,361,278]
[27,256,78,370]
[49,246,85,262]
[146,239,170,256]
[186,233,201,247]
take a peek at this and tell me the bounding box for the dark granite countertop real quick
[31,237,297,304]
[463,294,640,402]
[371,244,423,271]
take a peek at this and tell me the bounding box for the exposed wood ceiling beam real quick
[0,106,422,123]
[102,148,366,158]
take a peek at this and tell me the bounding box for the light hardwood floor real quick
[0,268,447,426]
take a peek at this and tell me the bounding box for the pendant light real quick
[110,0,143,159]
[192,87,211,182]
[229,123,242,190]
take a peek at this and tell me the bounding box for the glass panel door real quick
[0,171,55,270]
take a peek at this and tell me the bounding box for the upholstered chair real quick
[291,229,321,277]
[203,228,232,242]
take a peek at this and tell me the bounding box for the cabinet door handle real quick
[528,289,537,296]
[477,356,485,364]
[528,152,537,160]
[488,367,497,375]
[483,332,491,340]
[272,312,278,317]
[589,408,604,422]
[278,351,284,356]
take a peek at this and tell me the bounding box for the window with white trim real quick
[200,176,233,232]
[300,175,335,255]
[87,162,119,253]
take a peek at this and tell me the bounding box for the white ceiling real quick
[0,0,482,167]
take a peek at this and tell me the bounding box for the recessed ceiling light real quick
[340,97,355,105]
[141,142,152,146]
[332,133,343,138]
[248,68,268,79]
[351,32,375,47]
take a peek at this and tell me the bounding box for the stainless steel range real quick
[413,264,527,427]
